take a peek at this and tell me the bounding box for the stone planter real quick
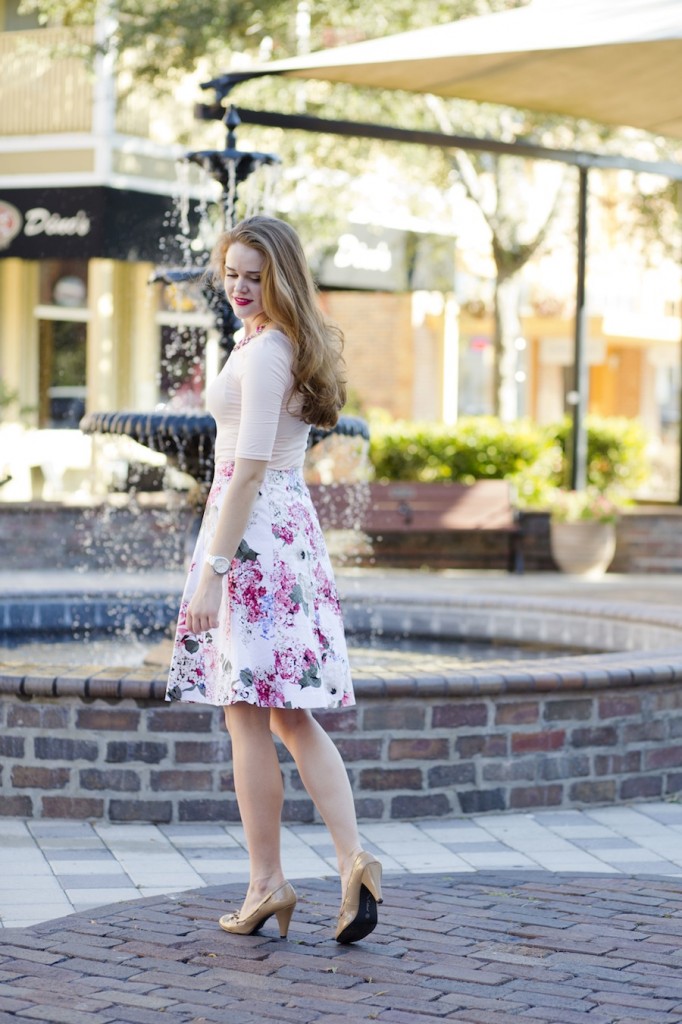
[550,520,617,577]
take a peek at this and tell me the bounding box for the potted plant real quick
[548,488,621,577]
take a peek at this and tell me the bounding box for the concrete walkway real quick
[3,802,682,930]
[2,565,682,607]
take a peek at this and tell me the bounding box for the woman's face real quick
[224,242,265,322]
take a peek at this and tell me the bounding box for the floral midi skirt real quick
[166,462,355,709]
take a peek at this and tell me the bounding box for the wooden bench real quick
[309,479,524,573]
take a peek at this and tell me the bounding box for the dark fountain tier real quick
[80,409,369,485]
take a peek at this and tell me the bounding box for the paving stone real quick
[0,872,682,1022]
[90,1009,188,1024]
[11,1008,118,1024]
[524,1011,617,1024]
[0,996,32,1012]
[171,1006,300,1024]
[370,1012,451,1023]
[0,944,66,965]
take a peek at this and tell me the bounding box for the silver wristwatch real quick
[206,554,230,575]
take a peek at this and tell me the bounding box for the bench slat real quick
[308,480,524,573]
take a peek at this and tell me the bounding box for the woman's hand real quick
[186,572,224,635]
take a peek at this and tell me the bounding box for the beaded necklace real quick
[233,319,272,352]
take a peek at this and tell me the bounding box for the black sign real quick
[0,186,206,262]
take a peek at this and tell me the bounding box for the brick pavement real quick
[1,871,682,1023]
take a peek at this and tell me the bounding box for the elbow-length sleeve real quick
[235,334,293,461]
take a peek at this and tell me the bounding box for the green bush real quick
[368,414,650,505]
[369,416,555,484]
[549,416,649,494]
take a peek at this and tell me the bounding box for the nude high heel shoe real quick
[218,881,297,939]
[335,852,383,944]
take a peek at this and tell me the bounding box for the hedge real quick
[368,415,649,506]
[548,416,649,494]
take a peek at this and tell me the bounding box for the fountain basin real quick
[2,572,682,823]
[80,410,370,485]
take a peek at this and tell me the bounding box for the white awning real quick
[241,0,682,139]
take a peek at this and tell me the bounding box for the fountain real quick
[80,103,369,487]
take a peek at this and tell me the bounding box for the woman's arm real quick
[186,334,293,635]
[185,457,267,635]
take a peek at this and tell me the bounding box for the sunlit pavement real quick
[3,803,682,929]
[3,565,682,605]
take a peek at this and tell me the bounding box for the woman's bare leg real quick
[270,708,363,896]
[224,703,286,917]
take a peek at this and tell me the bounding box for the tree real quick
[19,0,525,90]
[425,97,567,420]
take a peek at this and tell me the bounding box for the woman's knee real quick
[224,702,272,738]
[269,708,314,744]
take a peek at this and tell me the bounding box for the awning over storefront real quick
[0,187,202,262]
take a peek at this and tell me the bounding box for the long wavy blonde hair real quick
[210,216,347,429]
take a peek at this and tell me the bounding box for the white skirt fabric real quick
[166,462,355,709]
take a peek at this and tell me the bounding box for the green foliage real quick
[0,379,35,423]
[369,416,553,485]
[549,416,649,494]
[0,379,19,415]
[368,415,650,505]
[20,0,528,91]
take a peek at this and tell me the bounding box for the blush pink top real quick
[206,329,311,469]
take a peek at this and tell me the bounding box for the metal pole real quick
[210,106,682,181]
[570,166,589,492]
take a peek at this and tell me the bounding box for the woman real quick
[166,215,382,944]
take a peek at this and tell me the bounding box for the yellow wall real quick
[86,260,159,413]
[322,290,415,419]
[0,151,95,175]
[0,258,39,420]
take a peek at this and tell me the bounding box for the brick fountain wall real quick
[2,595,682,822]
[1,680,682,823]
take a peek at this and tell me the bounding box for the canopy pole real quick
[570,166,589,492]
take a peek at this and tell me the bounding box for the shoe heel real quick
[275,902,295,939]
[363,860,383,904]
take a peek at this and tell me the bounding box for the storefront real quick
[4,192,676,504]
[0,184,214,500]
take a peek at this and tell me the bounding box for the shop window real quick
[37,260,88,429]
[459,335,494,415]
[658,364,680,438]
[39,320,87,428]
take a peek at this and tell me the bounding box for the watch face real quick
[210,556,230,574]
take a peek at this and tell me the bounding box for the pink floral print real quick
[166,462,355,709]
